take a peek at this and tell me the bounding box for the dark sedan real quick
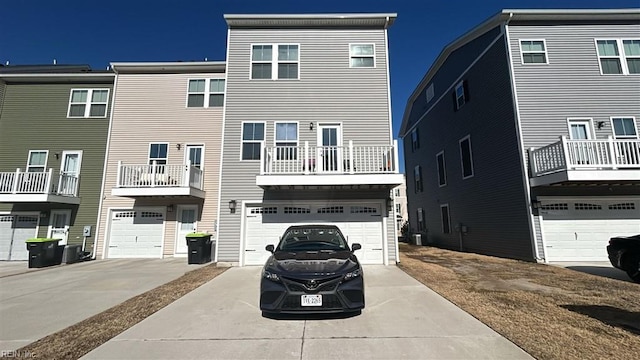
[260,225,365,314]
[607,234,640,283]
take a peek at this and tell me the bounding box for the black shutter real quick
[463,80,470,103]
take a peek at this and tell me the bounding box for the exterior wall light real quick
[309,122,314,130]
[229,200,237,213]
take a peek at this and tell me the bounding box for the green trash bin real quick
[25,238,62,268]
[186,233,212,264]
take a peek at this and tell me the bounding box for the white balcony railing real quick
[529,136,640,177]
[0,168,79,196]
[260,140,400,175]
[115,161,204,190]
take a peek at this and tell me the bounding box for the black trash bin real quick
[186,233,212,264]
[25,238,61,268]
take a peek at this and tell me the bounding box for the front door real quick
[185,145,204,169]
[59,151,82,195]
[317,124,342,173]
[568,120,592,140]
[49,210,71,245]
[176,205,198,255]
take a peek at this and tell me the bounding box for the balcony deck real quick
[0,168,80,204]
[528,136,640,186]
[111,161,205,198]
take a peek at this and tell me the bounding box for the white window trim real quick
[67,89,110,118]
[440,204,451,234]
[60,150,83,176]
[417,207,424,232]
[411,128,419,151]
[348,43,376,68]
[459,135,474,180]
[148,142,169,165]
[26,150,48,172]
[566,118,594,140]
[519,39,549,65]
[184,144,205,170]
[250,43,300,80]
[436,150,447,187]
[414,165,422,193]
[240,121,266,161]
[610,116,639,139]
[273,121,300,147]
[454,81,465,110]
[595,38,640,75]
[186,78,225,108]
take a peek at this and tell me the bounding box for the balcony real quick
[111,161,205,198]
[256,140,404,189]
[528,136,640,186]
[0,168,80,204]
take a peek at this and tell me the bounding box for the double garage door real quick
[540,199,640,262]
[107,210,164,258]
[243,202,385,266]
[0,214,38,261]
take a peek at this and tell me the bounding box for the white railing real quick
[0,168,79,196]
[116,161,204,190]
[261,140,399,175]
[529,136,640,177]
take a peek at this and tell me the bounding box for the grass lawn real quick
[398,243,640,360]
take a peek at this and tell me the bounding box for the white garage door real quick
[243,203,384,266]
[108,210,164,258]
[541,199,640,262]
[0,215,38,261]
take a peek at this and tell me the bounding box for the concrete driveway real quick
[83,266,532,360]
[0,258,199,351]
[550,261,634,283]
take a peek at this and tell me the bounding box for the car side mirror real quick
[265,244,275,253]
[351,243,362,251]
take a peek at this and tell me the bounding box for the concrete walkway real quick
[0,258,200,351]
[83,266,532,360]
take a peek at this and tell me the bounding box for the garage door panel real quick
[108,210,163,258]
[0,215,36,261]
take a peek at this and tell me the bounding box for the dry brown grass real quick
[4,264,226,360]
[398,243,640,360]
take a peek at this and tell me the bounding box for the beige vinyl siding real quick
[96,72,223,258]
[218,27,394,263]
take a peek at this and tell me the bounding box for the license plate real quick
[301,295,322,307]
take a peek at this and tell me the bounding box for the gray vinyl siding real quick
[0,81,112,251]
[509,23,640,151]
[404,33,534,261]
[0,81,5,116]
[219,28,393,263]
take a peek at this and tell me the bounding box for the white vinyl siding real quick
[349,44,375,68]
[67,89,109,118]
[520,39,548,64]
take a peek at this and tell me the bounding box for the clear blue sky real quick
[3,0,639,172]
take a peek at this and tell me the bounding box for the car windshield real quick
[277,227,348,251]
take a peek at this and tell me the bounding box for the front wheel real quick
[625,255,640,283]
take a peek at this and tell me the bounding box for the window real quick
[67,89,109,118]
[567,119,593,140]
[611,117,638,139]
[251,44,299,80]
[394,188,400,197]
[349,44,375,68]
[520,40,548,64]
[187,79,225,107]
[417,208,425,232]
[596,39,640,75]
[148,143,168,166]
[436,151,447,187]
[453,81,469,110]
[274,122,298,160]
[440,204,451,234]
[459,135,474,179]
[27,150,48,172]
[426,83,435,103]
[414,165,423,193]
[396,204,401,214]
[411,128,420,151]
[241,122,265,160]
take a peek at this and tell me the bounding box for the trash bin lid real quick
[25,238,60,243]
[185,232,211,238]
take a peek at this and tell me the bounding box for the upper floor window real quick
[440,204,451,234]
[417,208,425,232]
[67,89,109,118]
[411,128,420,152]
[275,122,298,160]
[395,203,401,214]
[394,188,400,197]
[27,150,48,172]
[453,81,469,111]
[187,79,225,108]
[148,143,168,166]
[596,39,640,75]
[414,165,423,193]
[251,44,299,80]
[611,117,638,139]
[349,44,375,68]
[241,122,265,160]
[459,135,474,179]
[436,151,447,187]
[425,83,435,103]
[520,40,548,64]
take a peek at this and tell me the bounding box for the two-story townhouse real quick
[0,65,113,260]
[217,14,404,266]
[400,9,640,263]
[94,62,225,259]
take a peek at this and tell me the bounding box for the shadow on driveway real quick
[561,305,640,335]
[262,310,361,321]
[563,265,634,283]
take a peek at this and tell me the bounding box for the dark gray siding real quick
[404,33,534,261]
[0,81,112,251]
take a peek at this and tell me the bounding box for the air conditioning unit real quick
[413,234,422,246]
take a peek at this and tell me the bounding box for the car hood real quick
[268,250,358,274]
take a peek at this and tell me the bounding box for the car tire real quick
[624,254,640,283]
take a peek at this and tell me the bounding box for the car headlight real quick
[262,270,281,282]
[343,268,362,281]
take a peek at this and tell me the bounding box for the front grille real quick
[261,291,282,305]
[341,289,364,303]
[282,275,342,293]
[281,294,343,310]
